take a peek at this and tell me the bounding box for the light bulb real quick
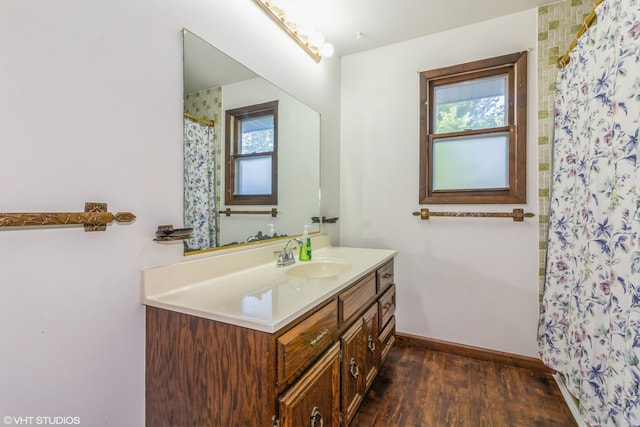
[319,43,334,58]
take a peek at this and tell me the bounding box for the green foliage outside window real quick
[435,96,505,134]
[241,129,274,154]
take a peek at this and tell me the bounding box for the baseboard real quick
[395,332,553,374]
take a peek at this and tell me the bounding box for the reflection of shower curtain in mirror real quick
[538,1,640,425]
[184,117,216,250]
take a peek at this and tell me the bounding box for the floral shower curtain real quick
[183,117,216,251]
[538,1,640,425]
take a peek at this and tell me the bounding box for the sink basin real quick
[285,260,351,279]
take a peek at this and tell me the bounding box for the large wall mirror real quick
[182,29,321,254]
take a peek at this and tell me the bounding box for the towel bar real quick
[412,208,534,222]
[0,202,136,231]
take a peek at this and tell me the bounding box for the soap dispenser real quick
[299,225,312,261]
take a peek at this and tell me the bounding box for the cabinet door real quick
[278,343,341,427]
[341,319,364,426]
[361,304,379,391]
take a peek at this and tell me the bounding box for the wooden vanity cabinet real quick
[145,259,396,427]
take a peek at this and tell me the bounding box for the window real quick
[419,51,527,204]
[225,101,278,205]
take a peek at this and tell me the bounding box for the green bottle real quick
[299,225,312,261]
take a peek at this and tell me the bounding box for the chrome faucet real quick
[275,238,302,267]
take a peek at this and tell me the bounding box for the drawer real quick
[378,284,396,329]
[277,301,338,386]
[376,261,394,293]
[379,315,396,365]
[339,273,376,324]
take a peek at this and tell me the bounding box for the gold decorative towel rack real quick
[0,202,136,231]
[219,208,278,217]
[412,208,534,222]
[557,0,604,69]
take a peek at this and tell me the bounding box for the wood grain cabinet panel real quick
[341,303,381,426]
[341,318,364,426]
[361,304,379,390]
[379,284,396,330]
[278,343,341,427]
[376,261,394,293]
[145,307,275,427]
[339,273,376,324]
[379,316,396,366]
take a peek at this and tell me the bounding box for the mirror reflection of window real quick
[237,114,275,195]
[182,28,321,252]
[225,101,279,205]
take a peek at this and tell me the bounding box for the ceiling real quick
[185,1,557,94]
[273,0,555,57]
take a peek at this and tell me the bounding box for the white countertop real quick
[142,235,396,333]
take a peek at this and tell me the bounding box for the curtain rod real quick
[184,112,215,127]
[557,0,604,69]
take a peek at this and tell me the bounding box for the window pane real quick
[240,116,274,154]
[434,75,507,134]
[432,133,509,191]
[236,155,272,195]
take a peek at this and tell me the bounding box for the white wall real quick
[340,9,539,357]
[0,1,340,425]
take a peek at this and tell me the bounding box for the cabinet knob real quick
[309,329,329,346]
[310,406,323,427]
[349,357,360,379]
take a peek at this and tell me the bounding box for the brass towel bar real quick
[412,208,534,222]
[219,208,278,217]
[0,202,136,231]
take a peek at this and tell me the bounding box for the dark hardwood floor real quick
[350,341,577,427]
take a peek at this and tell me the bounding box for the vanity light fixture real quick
[250,0,334,63]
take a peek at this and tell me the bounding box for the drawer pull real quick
[383,302,392,311]
[309,329,329,346]
[349,357,359,379]
[382,273,392,279]
[310,406,323,427]
[367,335,376,353]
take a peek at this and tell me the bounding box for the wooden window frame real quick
[419,51,527,204]
[225,100,278,205]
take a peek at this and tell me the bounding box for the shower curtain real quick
[539,1,640,425]
[183,117,216,251]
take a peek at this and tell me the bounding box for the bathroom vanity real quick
[143,235,396,426]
